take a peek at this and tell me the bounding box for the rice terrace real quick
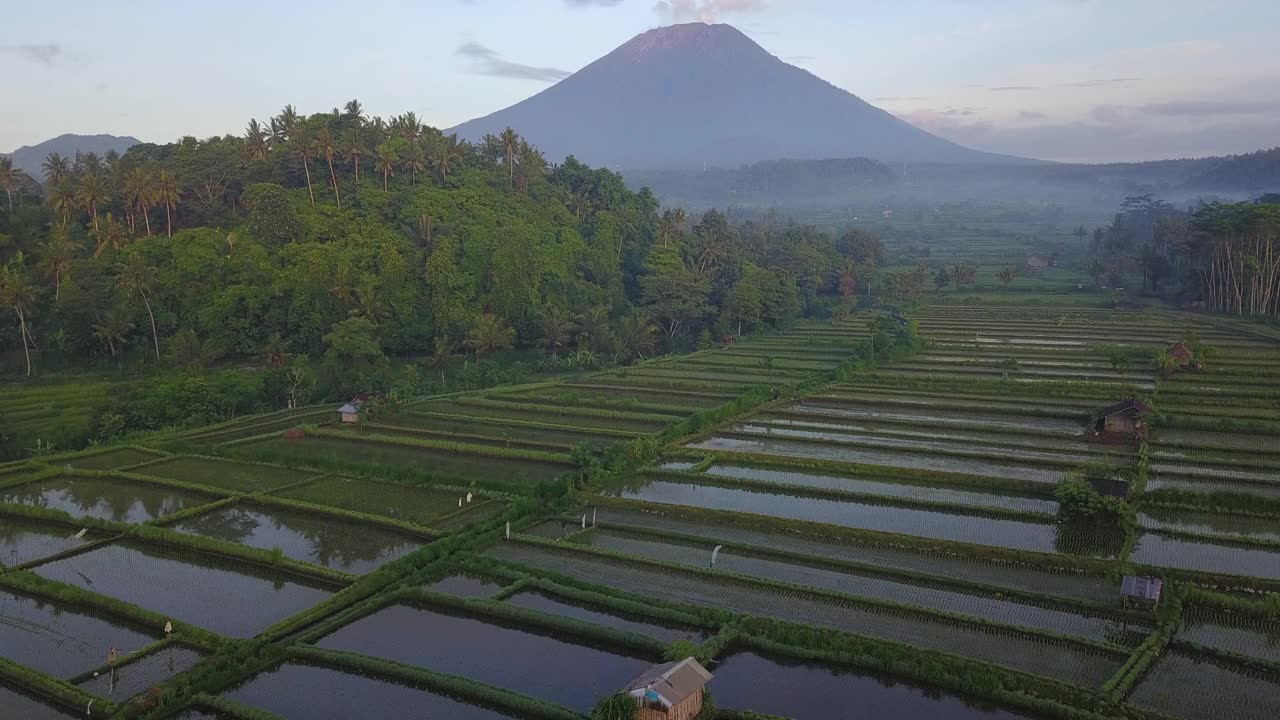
[4,3,1280,720]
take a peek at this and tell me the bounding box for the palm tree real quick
[77,173,108,232]
[425,335,457,370]
[837,259,857,297]
[245,119,269,161]
[328,263,355,306]
[171,328,219,368]
[122,167,154,235]
[1151,348,1179,378]
[356,282,387,325]
[343,99,365,122]
[314,126,341,208]
[275,104,299,143]
[516,140,545,193]
[41,153,70,186]
[155,170,181,236]
[77,151,102,178]
[346,125,364,185]
[291,124,316,205]
[466,313,516,358]
[0,263,37,376]
[399,111,422,148]
[262,333,290,367]
[38,224,77,300]
[92,213,129,258]
[116,253,161,360]
[433,134,464,181]
[499,127,519,187]
[0,156,15,213]
[577,306,614,354]
[403,143,426,185]
[618,309,657,358]
[48,181,77,225]
[92,307,133,359]
[374,142,397,191]
[538,307,574,356]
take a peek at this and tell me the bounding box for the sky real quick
[3,0,1279,163]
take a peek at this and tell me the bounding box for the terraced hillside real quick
[3,309,1278,720]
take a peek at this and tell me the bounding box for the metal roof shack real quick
[624,657,713,720]
[1121,575,1163,609]
[1094,398,1150,439]
[337,402,361,423]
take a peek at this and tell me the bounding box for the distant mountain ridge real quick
[3,133,141,180]
[448,23,1028,169]
[628,147,1280,212]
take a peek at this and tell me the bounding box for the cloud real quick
[456,42,571,82]
[0,43,62,66]
[653,0,767,24]
[1090,104,1128,124]
[1139,100,1280,117]
[1018,110,1048,122]
[566,0,624,5]
[989,85,1038,92]
[1062,77,1141,88]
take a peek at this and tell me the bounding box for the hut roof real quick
[624,657,712,708]
[1099,399,1150,418]
[1121,575,1163,601]
[337,403,359,414]
[1168,342,1193,360]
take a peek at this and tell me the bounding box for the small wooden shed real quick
[337,402,360,424]
[1095,399,1150,438]
[624,657,713,720]
[1121,575,1163,610]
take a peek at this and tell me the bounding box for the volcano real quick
[448,23,1024,169]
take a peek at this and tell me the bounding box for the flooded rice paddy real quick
[688,436,1067,484]
[0,475,217,524]
[0,517,98,567]
[226,662,520,719]
[316,604,653,712]
[77,646,203,700]
[0,589,156,677]
[504,590,708,643]
[713,651,1038,720]
[171,502,425,574]
[703,464,1056,514]
[32,543,335,637]
[619,480,1063,553]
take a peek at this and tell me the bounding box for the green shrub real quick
[591,692,638,720]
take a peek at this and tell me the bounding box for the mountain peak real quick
[448,25,1021,169]
[610,23,769,64]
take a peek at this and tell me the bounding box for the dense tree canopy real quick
[0,101,884,418]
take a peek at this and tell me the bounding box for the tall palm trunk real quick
[301,155,315,205]
[327,157,341,208]
[353,155,359,183]
[141,204,152,236]
[165,203,173,237]
[91,204,99,233]
[5,189,11,214]
[54,268,61,301]
[140,289,160,360]
[383,168,388,192]
[15,306,31,376]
